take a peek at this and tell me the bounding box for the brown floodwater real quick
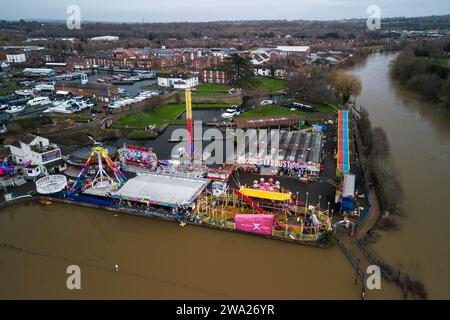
[0,202,401,299]
[349,53,450,299]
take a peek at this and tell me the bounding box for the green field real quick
[240,76,286,92]
[236,103,337,121]
[115,102,234,129]
[420,57,450,69]
[0,81,19,96]
[195,83,231,92]
[432,57,450,69]
[116,103,186,128]
[127,129,158,140]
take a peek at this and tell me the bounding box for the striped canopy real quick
[337,110,350,174]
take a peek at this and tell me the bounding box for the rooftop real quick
[235,115,302,128]
[112,173,209,207]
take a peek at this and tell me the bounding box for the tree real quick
[330,70,362,103]
[286,70,308,100]
[286,66,337,105]
[223,54,254,85]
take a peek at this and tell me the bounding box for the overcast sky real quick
[1,0,449,22]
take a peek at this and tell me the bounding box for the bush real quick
[369,158,404,215]
[358,108,373,153]
[319,230,335,246]
[376,215,400,231]
[370,127,391,158]
[403,276,428,300]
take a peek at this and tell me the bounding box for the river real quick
[0,202,400,299]
[349,53,450,299]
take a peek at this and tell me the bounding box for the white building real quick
[9,134,66,179]
[157,74,199,89]
[6,53,26,63]
[276,46,310,57]
[254,66,272,77]
[90,36,119,41]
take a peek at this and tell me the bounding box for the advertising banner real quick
[235,214,274,236]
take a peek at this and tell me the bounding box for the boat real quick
[118,88,128,97]
[221,110,240,119]
[111,80,134,85]
[44,100,83,114]
[15,89,34,97]
[39,199,53,206]
[226,105,239,113]
[108,101,122,109]
[34,83,55,93]
[27,97,51,107]
[5,105,25,114]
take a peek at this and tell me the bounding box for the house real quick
[0,61,10,71]
[45,62,74,74]
[157,73,199,89]
[254,66,273,77]
[274,68,288,79]
[8,134,67,179]
[55,81,120,103]
[5,50,27,63]
[201,68,230,84]
[276,46,310,57]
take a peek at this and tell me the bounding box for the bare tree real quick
[330,70,362,103]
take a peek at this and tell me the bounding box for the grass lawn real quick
[192,83,231,96]
[127,129,158,140]
[432,57,450,69]
[240,76,286,92]
[192,91,228,96]
[191,103,232,108]
[0,81,19,96]
[175,94,242,105]
[195,83,231,92]
[420,57,450,69]
[14,118,40,129]
[115,103,186,128]
[236,103,337,122]
[115,101,239,129]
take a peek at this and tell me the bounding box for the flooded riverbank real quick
[0,201,401,299]
[349,53,450,299]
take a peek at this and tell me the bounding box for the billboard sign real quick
[235,214,274,236]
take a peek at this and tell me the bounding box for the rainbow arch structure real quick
[70,146,127,192]
[337,109,350,174]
